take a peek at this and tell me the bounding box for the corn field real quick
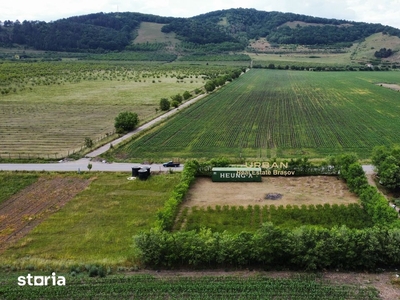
[117,69,400,160]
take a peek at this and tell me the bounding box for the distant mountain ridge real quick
[1,8,399,53]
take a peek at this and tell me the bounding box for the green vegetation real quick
[135,222,400,270]
[159,98,170,111]
[0,173,180,268]
[113,69,400,161]
[372,144,400,190]
[0,273,380,300]
[114,111,139,133]
[181,203,373,233]
[155,161,197,231]
[0,173,38,205]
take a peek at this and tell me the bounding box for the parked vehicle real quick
[163,161,180,167]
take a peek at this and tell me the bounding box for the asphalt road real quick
[0,159,372,174]
[0,158,183,172]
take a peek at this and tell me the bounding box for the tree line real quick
[2,8,400,52]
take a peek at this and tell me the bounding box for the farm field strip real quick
[0,176,91,251]
[2,62,248,158]
[0,274,380,300]
[116,69,400,160]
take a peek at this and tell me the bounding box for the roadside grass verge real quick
[0,172,180,269]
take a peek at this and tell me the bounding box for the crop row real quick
[0,274,379,300]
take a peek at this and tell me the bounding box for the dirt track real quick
[0,176,91,252]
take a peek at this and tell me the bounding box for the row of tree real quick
[134,223,400,270]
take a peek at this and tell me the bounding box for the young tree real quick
[114,111,139,133]
[84,137,93,148]
[171,93,183,103]
[171,100,180,108]
[160,98,170,111]
[205,80,216,92]
[183,91,191,100]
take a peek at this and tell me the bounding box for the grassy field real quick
[0,172,181,268]
[112,69,400,161]
[133,22,180,45]
[0,61,216,159]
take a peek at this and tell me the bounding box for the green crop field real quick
[113,69,400,161]
[0,273,380,300]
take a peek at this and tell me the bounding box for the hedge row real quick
[154,161,197,231]
[335,154,399,226]
[134,223,400,270]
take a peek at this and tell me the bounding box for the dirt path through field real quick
[0,176,91,252]
[377,83,400,91]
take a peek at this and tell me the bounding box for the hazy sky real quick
[2,0,400,29]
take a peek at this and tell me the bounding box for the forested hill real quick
[1,8,400,52]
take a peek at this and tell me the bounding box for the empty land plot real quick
[117,69,400,160]
[0,173,181,266]
[0,176,91,252]
[181,176,359,209]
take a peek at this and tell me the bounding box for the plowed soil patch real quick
[0,176,91,252]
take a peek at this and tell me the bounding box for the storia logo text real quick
[18,272,66,286]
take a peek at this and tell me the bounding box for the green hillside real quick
[1,8,400,64]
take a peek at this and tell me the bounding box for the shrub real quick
[114,111,139,133]
[159,98,170,111]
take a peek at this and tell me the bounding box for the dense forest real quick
[1,8,400,52]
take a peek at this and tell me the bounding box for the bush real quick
[183,91,191,100]
[160,98,170,111]
[114,111,139,133]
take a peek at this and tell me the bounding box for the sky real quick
[2,0,400,29]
